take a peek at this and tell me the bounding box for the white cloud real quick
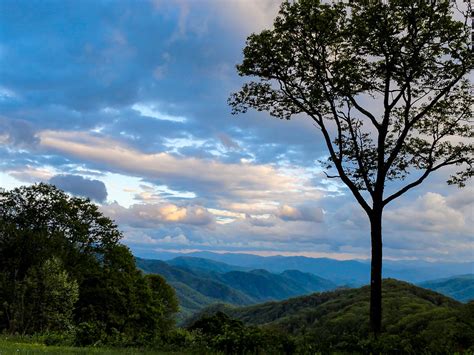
[38,130,307,201]
[102,201,215,227]
[385,192,467,234]
[132,103,187,122]
[212,0,281,34]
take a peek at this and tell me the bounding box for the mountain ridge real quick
[134,251,474,285]
[419,274,474,302]
[135,256,338,320]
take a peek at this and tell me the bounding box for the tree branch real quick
[383,69,467,179]
[383,157,467,206]
[344,105,374,195]
[347,95,381,130]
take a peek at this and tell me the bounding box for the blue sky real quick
[0,0,472,262]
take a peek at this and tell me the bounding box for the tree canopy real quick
[0,183,178,345]
[229,0,473,334]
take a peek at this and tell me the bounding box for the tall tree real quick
[0,184,179,344]
[23,257,79,334]
[229,0,473,334]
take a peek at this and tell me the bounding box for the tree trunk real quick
[369,208,383,336]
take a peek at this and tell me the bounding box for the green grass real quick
[0,337,182,355]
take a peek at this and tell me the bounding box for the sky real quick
[0,0,472,262]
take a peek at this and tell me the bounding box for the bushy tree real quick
[229,0,473,334]
[146,274,180,333]
[188,312,296,354]
[0,184,179,345]
[27,257,79,334]
[0,183,121,283]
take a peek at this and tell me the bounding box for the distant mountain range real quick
[136,256,337,320]
[134,250,474,285]
[419,274,474,303]
[135,253,473,320]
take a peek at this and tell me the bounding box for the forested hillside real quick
[187,279,474,353]
[420,274,474,302]
[136,257,337,320]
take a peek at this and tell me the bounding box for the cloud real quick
[151,0,280,36]
[385,192,466,234]
[211,0,281,34]
[277,204,324,223]
[245,214,276,227]
[217,132,240,150]
[132,102,187,123]
[102,201,214,227]
[0,0,472,262]
[49,174,108,203]
[0,117,39,149]
[218,201,279,215]
[157,234,190,245]
[4,165,54,184]
[446,186,474,211]
[38,130,301,199]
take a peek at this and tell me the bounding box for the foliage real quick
[1,184,471,353]
[0,184,178,346]
[188,311,296,354]
[230,0,473,192]
[229,0,473,333]
[137,257,336,322]
[195,279,473,354]
[420,274,474,302]
[4,257,80,335]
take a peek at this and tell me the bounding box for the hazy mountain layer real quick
[136,257,337,320]
[419,274,474,302]
[134,251,474,285]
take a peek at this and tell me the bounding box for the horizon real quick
[133,248,474,265]
[1,0,472,263]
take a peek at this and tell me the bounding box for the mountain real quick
[280,269,337,291]
[216,269,329,302]
[197,279,463,329]
[136,258,254,304]
[180,252,371,285]
[187,279,474,353]
[134,250,474,285]
[136,258,254,320]
[167,256,249,273]
[136,257,337,320]
[419,274,474,302]
[381,260,474,283]
[137,253,473,323]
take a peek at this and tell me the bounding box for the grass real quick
[0,337,182,355]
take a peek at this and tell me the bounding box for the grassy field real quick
[0,337,182,355]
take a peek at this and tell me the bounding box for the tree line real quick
[0,184,178,346]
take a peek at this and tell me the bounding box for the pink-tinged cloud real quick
[102,202,214,227]
[38,130,300,199]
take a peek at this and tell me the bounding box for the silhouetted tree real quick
[229,0,473,335]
